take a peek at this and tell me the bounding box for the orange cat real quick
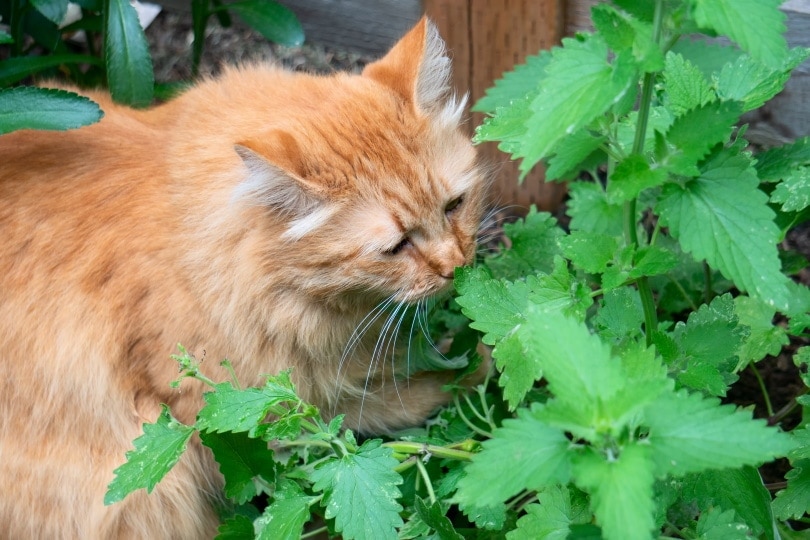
[0,17,486,538]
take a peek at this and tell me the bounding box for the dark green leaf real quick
[414,498,463,540]
[200,431,276,504]
[484,208,564,279]
[225,0,304,46]
[254,482,314,540]
[216,514,255,539]
[30,0,68,25]
[664,100,743,176]
[106,0,154,107]
[772,459,810,521]
[0,54,103,86]
[755,136,810,181]
[0,86,103,134]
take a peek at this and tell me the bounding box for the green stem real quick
[383,441,476,462]
[415,458,438,505]
[749,363,775,418]
[190,0,210,77]
[702,261,714,305]
[301,526,329,539]
[453,393,493,438]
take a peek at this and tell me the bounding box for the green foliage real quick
[0,0,303,132]
[108,1,810,538]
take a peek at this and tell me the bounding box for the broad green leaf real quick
[755,136,810,181]
[414,498,463,540]
[662,52,715,116]
[646,389,794,477]
[254,482,314,540]
[670,40,745,82]
[105,405,194,504]
[607,154,669,203]
[106,0,154,107]
[507,486,589,540]
[473,51,551,113]
[771,166,810,212]
[691,0,787,68]
[656,146,793,311]
[696,508,751,540]
[772,460,810,521]
[567,181,624,236]
[664,100,743,176]
[492,332,539,410]
[573,444,656,540]
[545,130,607,181]
[474,95,532,153]
[526,257,593,321]
[734,296,788,365]
[224,0,304,46]
[459,501,507,530]
[518,35,636,176]
[311,440,403,540]
[682,467,778,540]
[30,0,68,25]
[716,49,810,112]
[0,87,102,134]
[559,231,619,274]
[196,378,298,435]
[199,431,275,504]
[591,4,663,72]
[455,408,571,508]
[217,514,255,539]
[454,266,529,345]
[484,208,563,279]
[593,287,644,342]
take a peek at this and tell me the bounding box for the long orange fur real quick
[0,18,486,537]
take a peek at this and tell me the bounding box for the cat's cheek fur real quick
[0,16,488,538]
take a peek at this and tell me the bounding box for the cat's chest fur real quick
[0,17,485,538]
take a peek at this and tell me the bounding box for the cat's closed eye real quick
[385,237,410,255]
[445,196,463,215]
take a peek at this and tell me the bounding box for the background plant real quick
[0,0,303,133]
[108,0,810,538]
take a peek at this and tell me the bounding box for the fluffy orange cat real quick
[0,17,486,538]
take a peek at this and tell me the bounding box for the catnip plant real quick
[107,1,810,538]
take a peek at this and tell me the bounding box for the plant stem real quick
[453,393,494,438]
[749,363,775,418]
[415,458,438,505]
[702,261,714,305]
[190,0,210,77]
[383,441,476,462]
[301,526,330,539]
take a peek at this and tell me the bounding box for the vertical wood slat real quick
[423,0,567,213]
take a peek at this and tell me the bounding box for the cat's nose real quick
[436,245,467,279]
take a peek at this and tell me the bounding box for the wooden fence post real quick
[423,0,567,213]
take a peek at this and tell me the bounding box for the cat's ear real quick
[234,133,334,239]
[362,16,463,120]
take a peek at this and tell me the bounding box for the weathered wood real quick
[424,0,567,212]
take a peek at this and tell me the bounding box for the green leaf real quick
[517,34,636,176]
[217,514,255,539]
[591,4,664,72]
[254,482,314,540]
[567,181,624,236]
[682,467,778,540]
[716,49,810,112]
[734,295,788,365]
[559,231,619,274]
[646,389,794,477]
[656,146,793,311]
[573,444,656,540]
[545,130,607,181]
[30,0,68,25]
[224,0,304,46]
[772,459,810,521]
[771,166,810,212]
[474,95,532,153]
[755,136,810,181]
[473,51,551,113]
[507,486,589,540]
[311,441,403,540]
[663,100,743,176]
[105,0,154,107]
[196,377,299,435]
[485,208,564,279]
[662,52,715,116]
[0,54,104,86]
[199,431,275,504]
[455,408,571,508]
[691,0,787,68]
[696,507,751,540]
[607,154,669,203]
[414,498,463,540]
[593,287,644,342]
[0,87,103,134]
[454,266,529,345]
[105,405,194,504]
[492,332,540,410]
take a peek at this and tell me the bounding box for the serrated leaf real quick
[646,389,795,477]
[696,507,751,540]
[591,4,663,72]
[199,431,275,504]
[454,267,528,345]
[225,0,304,46]
[459,501,507,530]
[756,136,810,181]
[594,287,644,342]
[608,154,669,203]
[485,208,564,279]
[656,146,793,311]
[217,514,255,539]
[527,257,594,320]
[311,441,403,540]
[560,231,619,274]
[662,52,715,116]
[734,296,788,365]
[492,332,539,410]
[455,408,571,508]
[506,486,588,540]
[474,95,531,152]
[105,0,154,107]
[196,378,298,435]
[414,498,463,540]
[664,100,743,176]
[0,87,103,134]
[517,35,637,176]
[692,0,787,68]
[473,51,551,113]
[716,49,810,112]
[105,405,194,504]
[567,181,624,236]
[771,166,810,212]
[573,444,656,540]
[254,482,314,540]
[772,459,810,521]
[545,130,607,181]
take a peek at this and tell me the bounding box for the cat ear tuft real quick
[363,16,461,120]
[233,135,334,240]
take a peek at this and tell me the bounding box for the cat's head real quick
[234,17,487,304]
